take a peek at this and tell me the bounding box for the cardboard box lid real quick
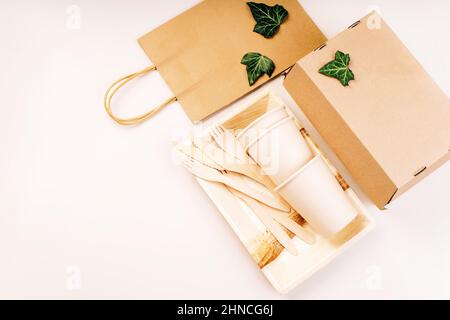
[284,12,450,209]
[138,0,325,123]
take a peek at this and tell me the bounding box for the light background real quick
[0,0,449,299]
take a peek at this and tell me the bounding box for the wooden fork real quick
[210,125,248,162]
[182,156,289,212]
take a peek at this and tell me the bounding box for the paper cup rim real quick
[236,106,287,140]
[274,155,322,192]
[245,116,295,152]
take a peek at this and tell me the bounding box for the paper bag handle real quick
[104,65,177,125]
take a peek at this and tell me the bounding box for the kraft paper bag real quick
[105,0,326,125]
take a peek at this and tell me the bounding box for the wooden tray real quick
[186,92,375,293]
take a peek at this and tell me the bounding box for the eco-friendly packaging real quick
[106,2,448,293]
[182,92,375,293]
[284,12,450,209]
[137,0,325,122]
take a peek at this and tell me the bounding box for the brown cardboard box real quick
[284,12,450,209]
[138,0,325,123]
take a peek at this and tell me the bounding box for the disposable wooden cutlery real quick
[182,156,289,212]
[269,210,315,245]
[176,142,222,170]
[181,140,288,209]
[211,125,248,162]
[180,129,315,249]
[197,141,269,186]
[210,126,274,187]
[229,188,299,255]
[229,174,315,248]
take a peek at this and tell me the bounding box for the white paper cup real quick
[237,106,289,149]
[274,155,358,237]
[246,116,313,184]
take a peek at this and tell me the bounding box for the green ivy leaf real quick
[241,52,275,86]
[318,51,355,87]
[247,2,288,38]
